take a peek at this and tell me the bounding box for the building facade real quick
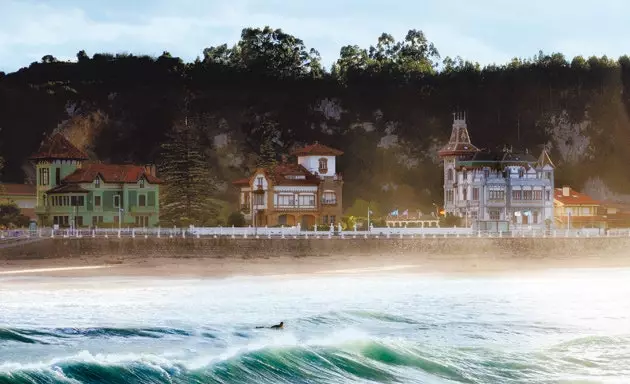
[0,184,37,221]
[438,113,555,231]
[233,143,343,228]
[553,186,605,229]
[31,134,162,228]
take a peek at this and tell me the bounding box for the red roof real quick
[232,178,250,186]
[63,164,163,184]
[291,143,343,157]
[266,163,320,186]
[233,163,321,188]
[30,133,89,161]
[0,183,36,196]
[554,187,599,206]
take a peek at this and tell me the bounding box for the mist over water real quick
[1,268,629,383]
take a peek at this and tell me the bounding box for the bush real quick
[227,211,246,227]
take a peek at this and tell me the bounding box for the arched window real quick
[318,158,328,174]
[447,169,454,181]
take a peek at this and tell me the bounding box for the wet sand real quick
[1,252,630,279]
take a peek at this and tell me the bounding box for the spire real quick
[438,111,479,157]
[536,148,555,169]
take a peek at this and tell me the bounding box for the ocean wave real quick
[0,327,198,345]
[0,339,471,384]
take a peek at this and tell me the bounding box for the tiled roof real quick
[291,143,343,156]
[30,133,89,160]
[266,163,320,186]
[232,178,250,186]
[0,183,36,196]
[46,184,90,194]
[63,164,163,184]
[554,187,599,206]
[438,119,479,157]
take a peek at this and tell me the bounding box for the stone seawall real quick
[1,237,629,260]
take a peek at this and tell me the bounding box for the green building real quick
[31,133,162,228]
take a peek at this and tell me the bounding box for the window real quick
[95,196,101,207]
[92,216,104,225]
[518,168,525,178]
[489,210,500,220]
[447,169,454,181]
[322,191,336,205]
[318,158,328,174]
[95,178,100,188]
[322,215,328,224]
[256,176,264,188]
[253,193,264,206]
[533,211,539,224]
[472,188,479,201]
[39,168,49,186]
[462,187,467,201]
[462,170,468,181]
[330,215,336,224]
[139,195,146,207]
[299,194,315,207]
[489,190,505,200]
[139,178,145,188]
[55,168,60,185]
[63,196,69,206]
[545,190,551,201]
[524,190,533,200]
[277,194,294,207]
[583,207,591,215]
[483,168,490,179]
[512,190,522,200]
[534,190,542,200]
[446,189,454,203]
[113,195,120,208]
[76,216,83,227]
[71,196,84,206]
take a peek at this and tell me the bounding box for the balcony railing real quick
[321,199,337,205]
[274,204,317,211]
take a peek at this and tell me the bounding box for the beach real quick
[2,243,630,279]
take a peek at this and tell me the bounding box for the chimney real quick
[562,186,570,197]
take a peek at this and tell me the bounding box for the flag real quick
[402,209,409,216]
[390,209,398,216]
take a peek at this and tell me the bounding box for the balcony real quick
[486,199,506,207]
[274,204,317,212]
[321,199,337,206]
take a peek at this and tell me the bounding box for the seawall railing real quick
[1,226,628,240]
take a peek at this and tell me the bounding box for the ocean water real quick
[1,268,629,383]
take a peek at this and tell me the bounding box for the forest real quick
[1,26,629,225]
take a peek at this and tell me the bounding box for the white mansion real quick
[438,113,555,232]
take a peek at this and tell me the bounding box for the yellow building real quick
[553,186,605,229]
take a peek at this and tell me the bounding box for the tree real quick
[227,211,246,227]
[159,107,220,227]
[0,202,30,228]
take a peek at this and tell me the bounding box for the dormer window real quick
[139,178,145,188]
[95,177,100,188]
[318,158,328,174]
[256,176,264,188]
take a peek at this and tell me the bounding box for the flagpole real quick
[367,207,370,232]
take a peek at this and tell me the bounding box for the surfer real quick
[256,321,284,330]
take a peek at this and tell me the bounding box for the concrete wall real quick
[2,237,630,261]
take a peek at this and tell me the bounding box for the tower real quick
[536,147,556,229]
[438,112,479,215]
[30,133,89,225]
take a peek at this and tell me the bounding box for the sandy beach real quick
[2,251,630,279]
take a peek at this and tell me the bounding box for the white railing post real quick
[281,225,285,239]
